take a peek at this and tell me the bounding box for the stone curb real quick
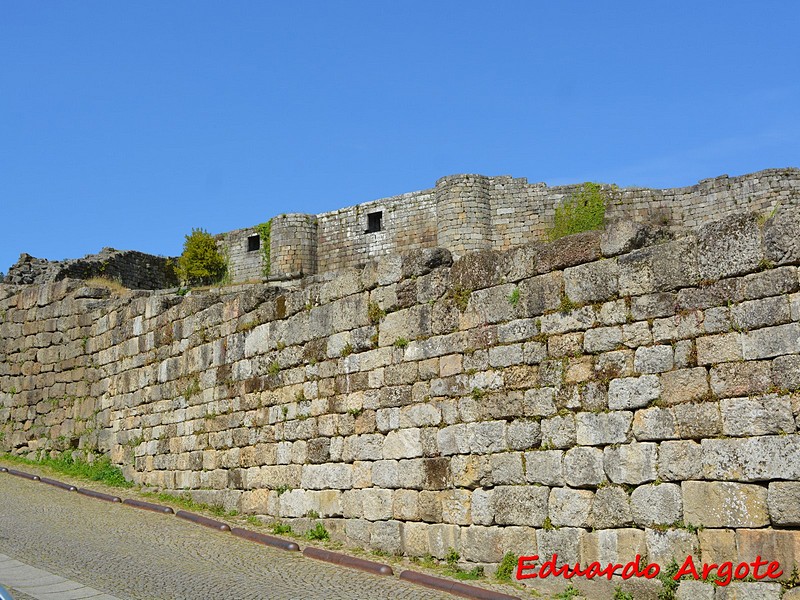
[77,488,122,503]
[399,570,521,600]
[302,546,393,576]
[230,527,299,552]
[0,467,523,600]
[39,476,77,492]
[5,469,39,482]
[175,510,231,532]
[122,498,174,515]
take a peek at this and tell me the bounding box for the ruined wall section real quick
[3,248,179,290]
[2,206,800,595]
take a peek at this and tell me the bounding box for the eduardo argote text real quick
[516,553,783,587]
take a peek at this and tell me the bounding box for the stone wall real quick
[2,206,800,597]
[220,168,800,283]
[3,248,178,290]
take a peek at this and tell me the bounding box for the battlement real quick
[218,167,800,283]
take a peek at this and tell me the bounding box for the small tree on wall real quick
[177,228,227,286]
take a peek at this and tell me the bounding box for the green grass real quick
[1,451,132,488]
[495,552,517,581]
[305,522,330,541]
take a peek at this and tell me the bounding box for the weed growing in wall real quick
[548,182,609,241]
[178,228,227,286]
[255,219,272,277]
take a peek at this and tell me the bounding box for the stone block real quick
[392,489,419,521]
[763,205,800,266]
[524,449,565,486]
[590,486,632,528]
[702,435,800,481]
[608,375,661,410]
[300,463,352,490]
[696,333,742,365]
[461,525,506,563]
[698,528,736,565]
[732,296,791,330]
[451,455,491,489]
[490,452,525,485]
[518,272,563,317]
[524,387,557,417]
[440,489,471,525]
[507,419,541,451]
[540,414,576,449]
[683,481,769,528]
[576,411,632,445]
[631,292,677,321]
[772,355,800,391]
[583,326,623,353]
[360,488,394,521]
[623,321,653,347]
[645,528,699,566]
[697,213,763,280]
[716,582,782,600]
[537,230,601,273]
[492,485,549,527]
[703,306,731,333]
[741,323,800,360]
[549,487,594,527]
[660,368,709,405]
[581,528,647,566]
[370,520,404,555]
[601,218,667,257]
[633,406,678,441]
[618,238,699,295]
[450,249,505,291]
[536,527,584,566]
[630,483,682,527]
[471,488,493,525]
[382,428,423,459]
[736,529,800,580]
[563,259,619,304]
[768,482,800,526]
[673,402,721,439]
[634,345,674,374]
[710,361,772,398]
[563,446,607,488]
[604,442,657,484]
[658,440,703,481]
[676,580,715,600]
[465,421,507,454]
[721,395,795,436]
[401,247,452,278]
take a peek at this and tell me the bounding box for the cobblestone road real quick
[0,473,456,600]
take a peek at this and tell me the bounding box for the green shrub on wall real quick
[255,219,272,277]
[177,228,227,286]
[547,182,609,241]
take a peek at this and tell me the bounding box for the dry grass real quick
[85,277,128,296]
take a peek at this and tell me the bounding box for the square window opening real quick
[366,211,383,233]
[247,234,261,252]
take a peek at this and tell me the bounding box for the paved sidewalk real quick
[0,474,454,600]
[0,554,119,600]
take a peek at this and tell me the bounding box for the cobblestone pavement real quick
[0,475,455,600]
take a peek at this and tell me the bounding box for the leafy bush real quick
[177,228,227,286]
[548,182,608,240]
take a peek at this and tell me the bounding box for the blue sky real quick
[2,1,798,274]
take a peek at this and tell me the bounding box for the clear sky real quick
[2,1,798,274]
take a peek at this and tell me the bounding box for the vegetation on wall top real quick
[547,182,610,241]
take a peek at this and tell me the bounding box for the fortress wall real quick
[218,227,264,282]
[315,189,437,273]
[2,205,800,595]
